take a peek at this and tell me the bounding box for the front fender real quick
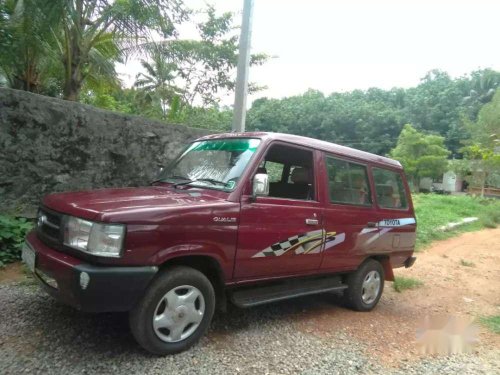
[149,242,233,281]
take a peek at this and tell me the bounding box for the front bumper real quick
[24,231,158,313]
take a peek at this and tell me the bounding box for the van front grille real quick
[37,207,64,247]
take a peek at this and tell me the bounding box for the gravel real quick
[1,281,499,375]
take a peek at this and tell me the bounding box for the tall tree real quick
[130,7,267,119]
[134,48,181,120]
[41,0,189,101]
[143,7,268,107]
[404,70,464,155]
[461,69,500,118]
[0,0,60,93]
[458,89,500,195]
[468,88,500,149]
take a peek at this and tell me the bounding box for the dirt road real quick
[295,227,500,365]
[1,228,499,373]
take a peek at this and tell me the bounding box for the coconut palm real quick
[19,0,188,101]
[134,49,184,120]
[0,0,61,93]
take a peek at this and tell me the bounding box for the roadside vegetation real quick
[460,259,475,267]
[0,216,33,267]
[479,315,500,334]
[393,276,424,292]
[413,194,500,250]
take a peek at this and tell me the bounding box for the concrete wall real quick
[0,88,210,216]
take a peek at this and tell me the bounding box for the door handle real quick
[305,218,319,225]
[367,221,378,228]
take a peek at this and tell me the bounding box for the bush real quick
[0,215,33,267]
[479,315,500,334]
[393,276,424,292]
[479,205,500,228]
[460,259,475,267]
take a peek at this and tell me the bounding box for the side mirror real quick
[252,173,269,197]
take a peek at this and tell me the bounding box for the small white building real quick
[420,171,463,193]
[442,171,461,192]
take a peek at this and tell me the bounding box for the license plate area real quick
[22,242,36,272]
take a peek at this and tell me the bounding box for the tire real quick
[129,266,215,355]
[343,259,384,311]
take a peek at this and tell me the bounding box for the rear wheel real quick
[344,259,384,311]
[129,266,215,355]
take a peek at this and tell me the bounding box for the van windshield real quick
[157,138,261,191]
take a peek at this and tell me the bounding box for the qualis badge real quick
[213,217,237,223]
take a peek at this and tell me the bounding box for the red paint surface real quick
[26,231,83,307]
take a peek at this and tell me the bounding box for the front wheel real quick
[129,266,215,355]
[343,259,384,311]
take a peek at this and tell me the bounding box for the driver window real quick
[259,144,315,200]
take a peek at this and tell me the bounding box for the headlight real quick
[88,222,125,257]
[64,217,93,250]
[64,217,125,257]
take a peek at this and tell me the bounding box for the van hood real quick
[42,186,228,222]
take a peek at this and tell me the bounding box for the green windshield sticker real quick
[191,138,260,152]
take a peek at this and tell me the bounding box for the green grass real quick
[479,315,500,334]
[413,194,500,250]
[460,259,475,267]
[393,276,424,292]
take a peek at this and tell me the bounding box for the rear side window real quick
[372,168,408,209]
[326,157,372,206]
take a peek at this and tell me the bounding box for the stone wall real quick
[0,88,210,216]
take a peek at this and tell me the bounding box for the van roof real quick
[196,132,402,169]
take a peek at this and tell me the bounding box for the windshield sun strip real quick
[156,138,262,191]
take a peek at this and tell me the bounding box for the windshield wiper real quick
[150,175,190,185]
[173,178,228,188]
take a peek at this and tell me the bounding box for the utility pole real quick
[232,0,254,132]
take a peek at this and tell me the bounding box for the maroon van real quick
[22,132,416,355]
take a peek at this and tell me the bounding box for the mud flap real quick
[379,258,395,281]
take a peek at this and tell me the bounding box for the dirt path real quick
[295,227,500,365]
[0,262,26,284]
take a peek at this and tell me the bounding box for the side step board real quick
[230,276,348,308]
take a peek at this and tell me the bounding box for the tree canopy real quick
[453,89,500,194]
[389,124,450,190]
[247,69,500,158]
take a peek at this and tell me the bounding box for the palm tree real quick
[134,49,183,119]
[0,0,60,93]
[27,0,188,101]
[0,0,126,97]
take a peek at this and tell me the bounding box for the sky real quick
[116,0,500,106]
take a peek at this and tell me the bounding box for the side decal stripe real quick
[324,233,346,250]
